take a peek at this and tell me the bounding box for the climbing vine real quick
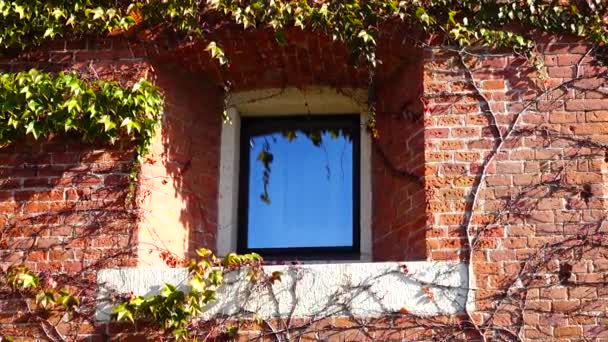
[0,69,163,163]
[3,1,608,63]
[2,0,607,155]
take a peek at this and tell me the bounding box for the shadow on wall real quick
[372,42,427,261]
[136,64,223,266]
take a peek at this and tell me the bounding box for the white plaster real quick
[217,107,241,256]
[96,261,468,321]
[217,87,373,261]
[226,87,368,115]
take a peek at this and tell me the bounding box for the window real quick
[237,115,361,259]
[218,87,372,262]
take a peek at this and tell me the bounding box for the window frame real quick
[237,114,362,260]
[217,87,372,262]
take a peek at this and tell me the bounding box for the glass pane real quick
[246,128,353,249]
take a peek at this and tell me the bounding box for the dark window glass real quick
[238,115,360,259]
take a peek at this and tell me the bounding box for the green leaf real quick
[18,272,38,288]
[209,270,223,286]
[35,290,55,309]
[13,5,25,19]
[196,248,212,257]
[129,296,145,306]
[190,276,206,292]
[51,8,65,20]
[43,28,54,38]
[113,304,135,322]
[98,115,116,131]
[92,7,105,20]
[25,122,38,139]
[205,41,228,65]
[447,10,457,25]
[274,31,287,45]
[160,283,177,297]
[64,98,81,113]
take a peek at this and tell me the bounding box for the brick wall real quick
[423,40,608,339]
[0,137,137,338]
[1,28,608,340]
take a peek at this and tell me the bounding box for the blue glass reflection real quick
[247,130,353,248]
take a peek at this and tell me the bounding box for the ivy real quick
[206,0,608,64]
[1,1,607,150]
[112,248,274,339]
[2,1,608,64]
[0,0,136,50]
[0,69,163,163]
[2,264,81,315]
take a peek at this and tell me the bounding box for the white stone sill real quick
[96,261,468,321]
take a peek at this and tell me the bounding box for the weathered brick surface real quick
[0,137,137,270]
[423,42,608,340]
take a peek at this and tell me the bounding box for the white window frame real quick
[217,87,372,261]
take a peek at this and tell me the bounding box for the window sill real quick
[96,261,468,321]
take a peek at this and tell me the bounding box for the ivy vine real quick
[0,0,135,50]
[1,1,608,156]
[0,69,163,162]
[2,1,608,64]
[112,249,275,339]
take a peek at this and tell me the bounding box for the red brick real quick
[481,79,505,90]
[566,100,608,111]
[540,287,567,300]
[547,66,575,78]
[554,326,582,337]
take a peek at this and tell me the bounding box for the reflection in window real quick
[238,115,360,258]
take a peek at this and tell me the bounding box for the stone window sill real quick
[96,261,468,321]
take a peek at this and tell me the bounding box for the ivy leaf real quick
[129,296,145,306]
[18,272,39,288]
[66,14,76,27]
[7,117,19,128]
[51,8,65,20]
[113,303,135,322]
[36,290,55,309]
[357,30,375,44]
[415,7,430,25]
[43,28,55,38]
[92,7,105,20]
[447,10,457,25]
[64,117,74,131]
[13,4,25,19]
[205,41,228,65]
[190,276,206,292]
[160,284,177,297]
[20,86,32,99]
[106,8,117,19]
[274,31,287,45]
[64,98,81,113]
[209,270,223,286]
[98,115,116,131]
[25,122,39,139]
[57,290,80,309]
[202,289,217,303]
[196,248,212,257]
[121,117,140,133]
